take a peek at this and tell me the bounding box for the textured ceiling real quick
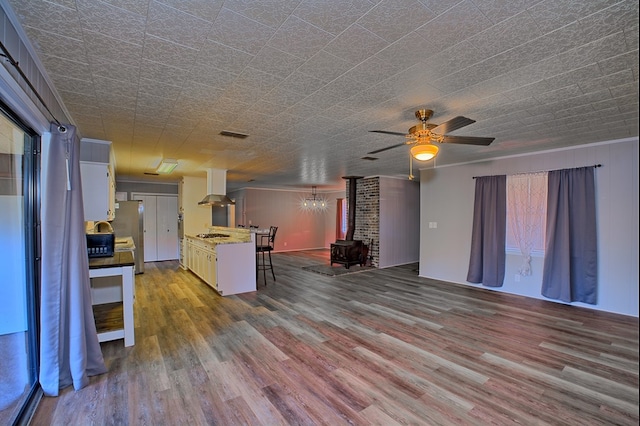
[5,0,639,191]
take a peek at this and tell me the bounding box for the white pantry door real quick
[133,194,178,262]
[135,195,157,262]
[156,195,179,261]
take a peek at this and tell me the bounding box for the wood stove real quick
[330,176,365,268]
[330,239,364,268]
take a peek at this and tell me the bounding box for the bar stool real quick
[256,226,277,285]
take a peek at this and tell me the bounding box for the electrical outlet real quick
[284,242,287,246]
[515,274,520,282]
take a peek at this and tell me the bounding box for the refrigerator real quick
[110,200,145,274]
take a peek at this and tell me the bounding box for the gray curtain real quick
[467,175,506,287]
[541,167,597,304]
[40,123,106,396]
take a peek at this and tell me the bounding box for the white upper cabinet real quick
[80,139,115,221]
[80,162,113,221]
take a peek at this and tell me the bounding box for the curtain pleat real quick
[40,123,106,396]
[467,175,506,287]
[541,167,597,304]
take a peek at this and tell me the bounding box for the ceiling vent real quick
[220,130,249,139]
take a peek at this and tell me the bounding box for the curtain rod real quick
[472,164,602,179]
[0,41,67,133]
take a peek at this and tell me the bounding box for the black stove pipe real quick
[342,176,363,241]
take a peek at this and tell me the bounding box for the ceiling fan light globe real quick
[411,143,439,161]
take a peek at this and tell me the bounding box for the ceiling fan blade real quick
[367,141,409,154]
[442,135,495,146]
[369,130,407,136]
[433,116,475,134]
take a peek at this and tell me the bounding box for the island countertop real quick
[186,225,252,246]
[184,226,256,296]
[89,250,134,269]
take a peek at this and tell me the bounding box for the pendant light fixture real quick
[302,186,327,210]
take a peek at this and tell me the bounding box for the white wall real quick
[181,176,213,236]
[323,189,346,248]
[229,187,337,252]
[418,138,639,317]
[0,5,63,135]
[379,177,420,268]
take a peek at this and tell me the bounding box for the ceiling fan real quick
[368,109,495,161]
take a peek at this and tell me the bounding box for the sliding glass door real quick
[0,102,40,425]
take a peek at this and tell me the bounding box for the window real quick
[506,172,547,275]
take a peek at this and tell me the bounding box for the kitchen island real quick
[184,226,256,295]
[89,251,135,347]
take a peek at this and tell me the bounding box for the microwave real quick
[86,232,114,258]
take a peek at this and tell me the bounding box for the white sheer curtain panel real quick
[40,123,106,396]
[506,172,547,276]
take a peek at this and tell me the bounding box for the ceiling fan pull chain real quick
[409,152,414,180]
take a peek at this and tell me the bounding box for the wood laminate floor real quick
[31,250,639,425]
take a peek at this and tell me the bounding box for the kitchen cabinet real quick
[185,236,217,290]
[80,138,115,222]
[185,237,193,270]
[108,164,115,217]
[206,249,217,290]
[184,235,255,295]
[215,240,255,295]
[81,161,115,221]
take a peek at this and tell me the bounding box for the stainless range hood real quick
[198,168,235,206]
